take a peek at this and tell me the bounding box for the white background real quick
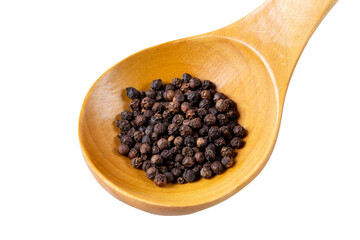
[1,0,359,239]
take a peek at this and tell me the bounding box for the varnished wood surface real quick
[79,0,337,215]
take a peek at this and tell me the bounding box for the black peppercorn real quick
[168,123,178,135]
[129,99,140,111]
[185,109,197,120]
[167,101,180,113]
[146,167,158,180]
[182,73,192,83]
[150,155,163,166]
[200,90,212,100]
[203,114,216,125]
[184,135,196,147]
[118,144,130,155]
[221,156,234,168]
[187,91,200,103]
[230,137,245,149]
[173,91,185,102]
[189,77,201,89]
[198,125,209,136]
[120,135,134,147]
[153,123,166,135]
[140,144,151,155]
[154,173,167,187]
[200,166,213,179]
[177,177,185,184]
[194,152,205,163]
[180,102,192,113]
[117,120,132,132]
[219,126,232,139]
[171,168,182,178]
[221,146,234,157]
[198,99,210,109]
[157,138,169,151]
[135,115,147,127]
[165,90,175,101]
[208,107,218,116]
[121,110,133,121]
[152,146,160,155]
[196,108,208,117]
[214,137,226,147]
[142,160,152,171]
[145,88,156,98]
[131,157,142,169]
[182,146,194,157]
[217,114,228,126]
[233,125,248,138]
[182,157,195,168]
[151,79,163,91]
[183,169,196,182]
[174,153,184,163]
[215,99,230,112]
[172,114,184,125]
[196,137,208,148]
[208,126,220,140]
[205,149,216,161]
[213,92,226,101]
[179,125,193,137]
[173,136,183,147]
[126,87,140,99]
[164,172,175,183]
[211,161,224,175]
[133,131,144,143]
[160,149,171,160]
[172,77,182,88]
[189,117,202,129]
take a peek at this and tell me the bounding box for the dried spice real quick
[116,75,247,186]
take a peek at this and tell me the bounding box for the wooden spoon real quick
[79,0,337,215]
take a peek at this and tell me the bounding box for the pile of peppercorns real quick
[116,73,247,186]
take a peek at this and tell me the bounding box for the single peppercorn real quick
[196,108,208,117]
[129,99,140,111]
[233,125,248,138]
[145,88,156,98]
[177,177,185,184]
[157,138,169,151]
[126,87,140,99]
[221,156,234,168]
[200,166,213,179]
[196,137,208,148]
[211,161,224,175]
[194,152,205,163]
[200,90,212,100]
[214,137,226,147]
[213,92,226,101]
[184,135,196,147]
[120,135,134,147]
[198,125,209,136]
[168,123,178,135]
[154,174,167,187]
[215,99,230,112]
[165,90,175,101]
[182,157,195,168]
[230,137,245,149]
[118,144,130,155]
[164,172,175,183]
[180,102,192,113]
[153,123,166,135]
[151,79,163,90]
[187,91,200,103]
[204,114,216,125]
[179,125,193,137]
[135,115,147,127]
[121,110,133,121]
[173,136,184,147]
[217,114,228,126]
[183,169,196,182]
[140,144,151,155]
[189,77,201,89]
[189,117,202,129]
[221,146,234,157]
[182,73,192,83]
[131,157,142,169]
[205,149,216,161]
[172,77,182,87]
[182,146,194,157]
[142,160,152,171]
[150,155,163,166]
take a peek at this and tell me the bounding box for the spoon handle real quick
[213,0,337,100]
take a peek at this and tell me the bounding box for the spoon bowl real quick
[79,0,337,215]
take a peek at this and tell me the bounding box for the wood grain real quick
[79,0,337,215]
